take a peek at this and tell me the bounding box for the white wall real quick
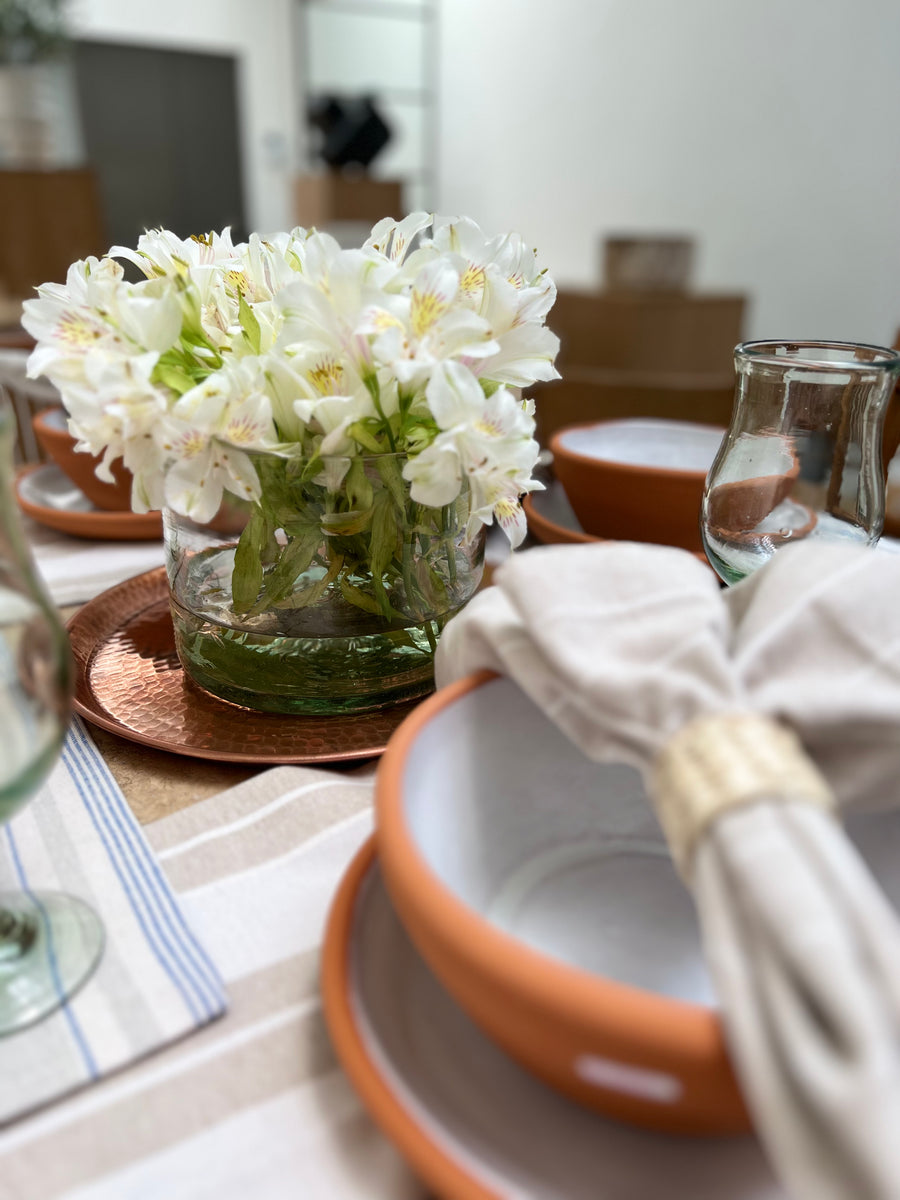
[69,0,300,235]
[438,0,900,344]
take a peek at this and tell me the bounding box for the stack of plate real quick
[321,671,801,1198]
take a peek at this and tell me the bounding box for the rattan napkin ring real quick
[650,712,835,881]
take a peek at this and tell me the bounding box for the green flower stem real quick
[441,503,457,587]
[364,375,396,452]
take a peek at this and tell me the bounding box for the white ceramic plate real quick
[19,461,97,514]
[330,841,784,1200]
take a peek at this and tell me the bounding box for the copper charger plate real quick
[67,568,421,764]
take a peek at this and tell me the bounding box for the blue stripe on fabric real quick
[60,740,204,1024]
[68,721,225,1006]
[5,826,99,1079]
[65,725,224,1013]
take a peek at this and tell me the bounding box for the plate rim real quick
[17,462,164,541]
[321,835,502,1200]
[523,489,598,546]
[67,567,415,765]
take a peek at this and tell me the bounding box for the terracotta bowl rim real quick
[374,670,729,1066]
[550,418,725,482]
[32,405,74,439]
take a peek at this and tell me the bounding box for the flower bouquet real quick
[23,213,560,713]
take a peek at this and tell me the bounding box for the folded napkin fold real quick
[436,540,900,1200]
[0,718,226,1125]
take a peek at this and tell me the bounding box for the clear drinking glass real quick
[701,341,900,584]
[0,391,104,1034]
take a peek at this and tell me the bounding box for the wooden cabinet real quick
[0,168,105,296]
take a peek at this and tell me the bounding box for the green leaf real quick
[231,508,268,612]
[153,363,195,395]
[239,292,261,354]
[339,577,383,615]
[252,528,321,612]
[346,422,384,454]
[321,508,374,537]
[272,553,343,610]
[345,458,374,511]
[376,455,408,512]
[370,489,400,578]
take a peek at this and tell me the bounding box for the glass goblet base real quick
[0,892,105,1035]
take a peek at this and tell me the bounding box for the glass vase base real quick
[171,599,445,715]
[0,892,105,1036]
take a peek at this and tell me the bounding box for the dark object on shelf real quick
[308,94,392,169]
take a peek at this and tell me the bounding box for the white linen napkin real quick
[0,717,226,1124]
[436,539,900,1200]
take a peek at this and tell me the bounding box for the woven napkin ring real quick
[650,712,835,882]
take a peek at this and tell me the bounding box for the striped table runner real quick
[1,762,425,1200]
[0,719,227,1133]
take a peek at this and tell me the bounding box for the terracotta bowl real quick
[33,408,134,512]
[375,671,749,1136]
[550,418,724,552]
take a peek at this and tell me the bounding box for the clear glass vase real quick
[164,451,485,715]
[701,340,900,584]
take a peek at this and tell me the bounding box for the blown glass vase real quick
[701,340,900,584]
[164,450,485,715]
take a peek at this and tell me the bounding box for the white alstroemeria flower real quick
[162,441,261,524]
[23,257,182,388]
[110,227,241,280]
[23,215,558,530]
[403,361,540,545]
[237,232,305,302]
[155,367,276,520]
[364,258,499,390]
[305,386,383,456]
[475,320,561,387]
[276,247,394,383]
[466,468,533,547]
[365,212,433,264]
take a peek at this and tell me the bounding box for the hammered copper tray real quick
[67,568,422,764]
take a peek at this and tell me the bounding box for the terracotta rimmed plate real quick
[321,838,782,1200]
[524,483,711,567]
[67,568,420,764]
[524,483,598,545]
[17,463,163,541]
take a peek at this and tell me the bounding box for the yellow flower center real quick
[224,416,261,446]
[177,430,207,459]
[225,269,248,296]
[460,264,485,300]
[475,416,503,438]
[307,357,345,396]
[56,312,103,348]
[411,288,447,339]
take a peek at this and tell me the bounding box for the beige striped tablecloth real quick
[0,765,426,1200]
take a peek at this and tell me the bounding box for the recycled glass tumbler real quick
[0,391,104,1034]
[701,340,900,585]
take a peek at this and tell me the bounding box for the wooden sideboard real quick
[0,168,106,297]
